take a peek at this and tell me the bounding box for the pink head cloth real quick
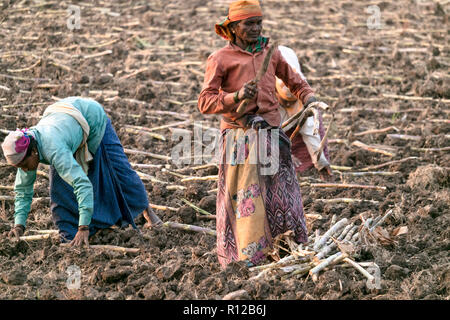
[1,129,31,165]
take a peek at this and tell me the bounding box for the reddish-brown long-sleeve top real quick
[198,41,314,130]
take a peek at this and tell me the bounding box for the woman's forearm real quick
[13,169,36,227]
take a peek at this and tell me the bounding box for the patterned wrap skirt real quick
[216,118,308,268]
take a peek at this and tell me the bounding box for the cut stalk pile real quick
[247,215,395,289]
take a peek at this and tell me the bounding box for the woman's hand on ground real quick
[70,229,90,247]
[319,165,333,181]
[7,224,25,241]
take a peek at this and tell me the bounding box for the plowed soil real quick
[0,0,448,300]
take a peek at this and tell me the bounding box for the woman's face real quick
[14,150,39,172]
[232,16,263,44]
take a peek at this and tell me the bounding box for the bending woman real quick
[1,97,161,247]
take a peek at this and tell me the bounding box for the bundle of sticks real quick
[247,212,391,290]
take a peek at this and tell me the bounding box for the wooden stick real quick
[89,245,140,253]
[162,221,216,237]
[120,67,148,80]
[341,171,400,177]
[308,74,402,82]
[281,262,315,280]
[19,234,51,241]
[81,39,119,49]
[311,183,387,191]
[249,268,271,281]
[124,127,166,141]
[314,218,348,251]
[236,41,279,115]
[222,289,249,300]
[7,58,41,73]
[313,229,321,249]
[382,93,450,104]
[0,73,49,82]
[2,102,48,109]
[126,120,191,132]
[83,50,112,59]
[124,148,171,161]
[343,257,375,283]
[136,171,169,184]
[309,252,346,282]
[354,126,399,136]
[330,215,337,227]
[196,214,216,221]
[161,168,189,179]
[328,139,349,145]
[429,119,450,124]
[369,209,393,232]
[351,232,360,243]
[29,230,59,234]
[315,242,337,259]
[181,198,213,216]
[336,223,355,241]
[280,263,313,274]
[49,61,75,73]
[187,163,219,171]
[305,213,323,220]
[344,226,359,242]
[60,243,140,253]
[360,156,420,171]
[37,170,49,179]
[290,107,321,141]
[282,102,328,130]
[149,203,179,212]
[166,185,187,191]
[130,163,164,169]
[316,198,379,204]
[35,83,59,89]
[250,254,298,272]
[339,107,424,114]
[386,134,421,141]
[107,99,189,119]
[411,146,450,152]
[330,165,353,171]
[250,257,313,281]
[180,175,218,182]
[364,217,374,229]
[289,122,302,141]
[351,140,395,157]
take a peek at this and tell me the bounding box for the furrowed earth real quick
[0,0,448,300]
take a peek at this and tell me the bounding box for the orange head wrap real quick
[215,0,263,41]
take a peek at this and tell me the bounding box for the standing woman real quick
[1,97,161,246]
[198,0,322,267]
